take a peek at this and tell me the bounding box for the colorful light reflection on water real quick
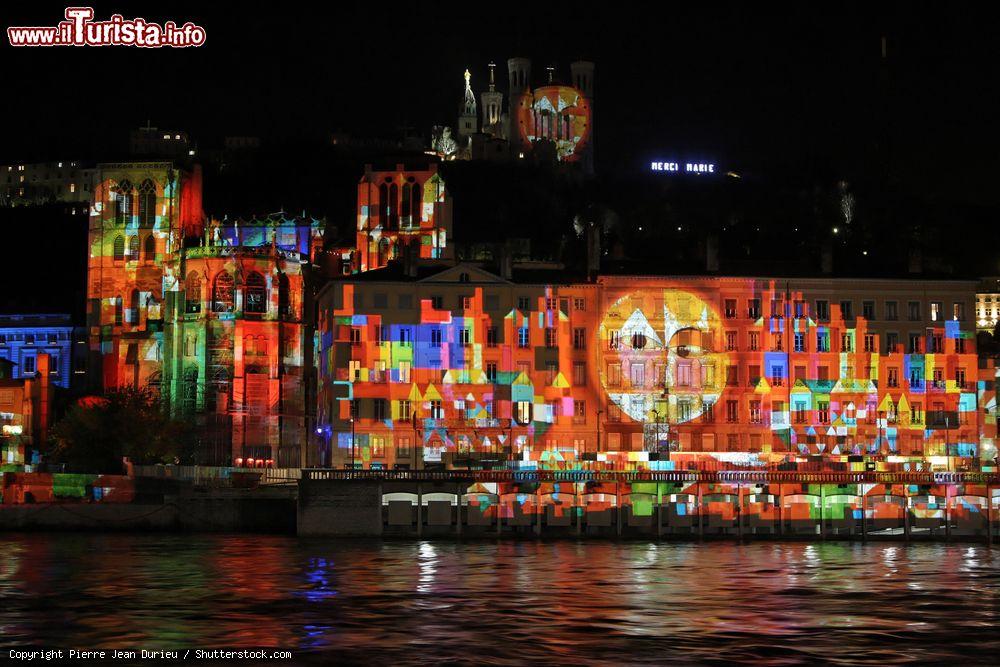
[1,535,998,665]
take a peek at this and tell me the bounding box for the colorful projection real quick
[317,272,984,470]
[516,85,592,163]
[86,162,324,467]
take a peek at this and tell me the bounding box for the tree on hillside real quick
[48,385,198,473]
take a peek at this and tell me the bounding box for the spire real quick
[488,62,496,92]
[462,68,476,117]
[546,66,554,83]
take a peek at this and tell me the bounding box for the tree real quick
[48,385,197,473]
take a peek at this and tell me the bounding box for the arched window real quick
[113,180,132,225]
[137,179,156,226]
[244,272,266,314]
[183,367,198,414]
[410,180,421,226]
[185,271,202,313]
[127,236,140,262]
[278,273,291,318]
[112,235,125,261]
[378,183,389,227]
[377,238,391,267]
[113,296,123,326]
[401,183,412,221]
[212,272,234,312]
[143,234,156,262]
[128,288,140,325]
[388,183,399,229]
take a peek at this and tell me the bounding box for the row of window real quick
[185,271,290,315]
[110,179,158,226]
[111,234,156,263]
[0,332,68,344]
[364,293,590,313]
[721,330,966,355]
[722,298,966,322]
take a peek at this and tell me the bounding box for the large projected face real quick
[599,289,728,425]
[517,85,592,162]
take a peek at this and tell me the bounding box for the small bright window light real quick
[832,227,840,234]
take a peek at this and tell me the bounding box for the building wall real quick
[0,315,79,389]
[354,164,453,273]
[1,161,97,207]
[316,269,983,469]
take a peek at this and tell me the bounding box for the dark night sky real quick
[4,1,1000,206]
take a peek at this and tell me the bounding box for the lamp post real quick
[350,416,356,470]
[945,415,951,472]
[596,409,603,456]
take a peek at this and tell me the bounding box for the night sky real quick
[5,2,999,206]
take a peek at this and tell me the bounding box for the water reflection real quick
[0,534,997,664]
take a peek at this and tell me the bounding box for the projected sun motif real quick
[598,289,728,425]
[516,85,592,163]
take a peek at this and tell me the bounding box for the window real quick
[574,297,586,311]
[747,331,759,351]
[749,400,762,424]
[726,400,739,423]
[956,337,966,354]
[930,302,942,322]
[677,362,692,386]
[212,273,235,312]
[930,334,943,353]
[486,361,498,383]
[955,368,966,389]
[399,399,412,421]
[703,400,715,422]
[373,399,387,421]
[545,327,557,348]
[771,299,784,318]
[399,361,411,383]
[371,436,385,458]
[460,328,471,347]
[794,365,806,381]
[517,296,531,311]
[818,401,830,424]
[747,299,761,319]
[113,235,125,261]
[127,236,140,262]
[398,328,412,346]
[863,334,876,352]
[486,326,498,347]
[726,365,738,386]
[909,367,923,389]
[908,333,921,354]
[630,363,644,387]
[816,331,829,352]
[879,301,897,322]
[573,362,586,386]
[953,302,964,321]
[771,332,783,351]
[839,300,853,321]
[245,272,266,314]
[608,330,621,349]
[841,332,854,352]
[430,296,443,310]
[815,300,829,321]
[128,288,140,325]
[143,234,155,262]
[430,328,442,347]
[573,400,586,424]
[185,272,201,313]
[607,363,621,387]
[630,332,647,349]
[572,328,585,349]
[887,367,899,388]
[113,180,132,224]
[771,365,784,386]
[749,365,761,385]
[912,401,923,424]
[908,301,921,321]
[725,331,738,351]
[515,401,532,424]
[862,301,876,320]
[137,179,156,226]
[932,367,944,388]
[430,400,443,419]
[114,297,123,326]
[724,299,737,318]
[794,401,807,423]
[460,295,473,309]
[518,327,529,348]
[886,332,899,353]
[22,355,35,374]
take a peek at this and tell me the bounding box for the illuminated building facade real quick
[1,161,97,209]
[86,161,324,466]
[976,277,1000,333]
[0,314,85,389]
[0,354,55,465]
[351,163,453,273]
[317,269,989,469]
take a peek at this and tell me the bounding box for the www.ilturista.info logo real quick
[8,7,206,47]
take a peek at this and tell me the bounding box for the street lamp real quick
[350,416,356,471]
[596,409,603,457]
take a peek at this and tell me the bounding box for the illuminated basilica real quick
[432,58,595,173]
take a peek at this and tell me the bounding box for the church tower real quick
[457,68,478,138]
[480,62,504,137]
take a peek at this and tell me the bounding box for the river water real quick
[1,534,998,665]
